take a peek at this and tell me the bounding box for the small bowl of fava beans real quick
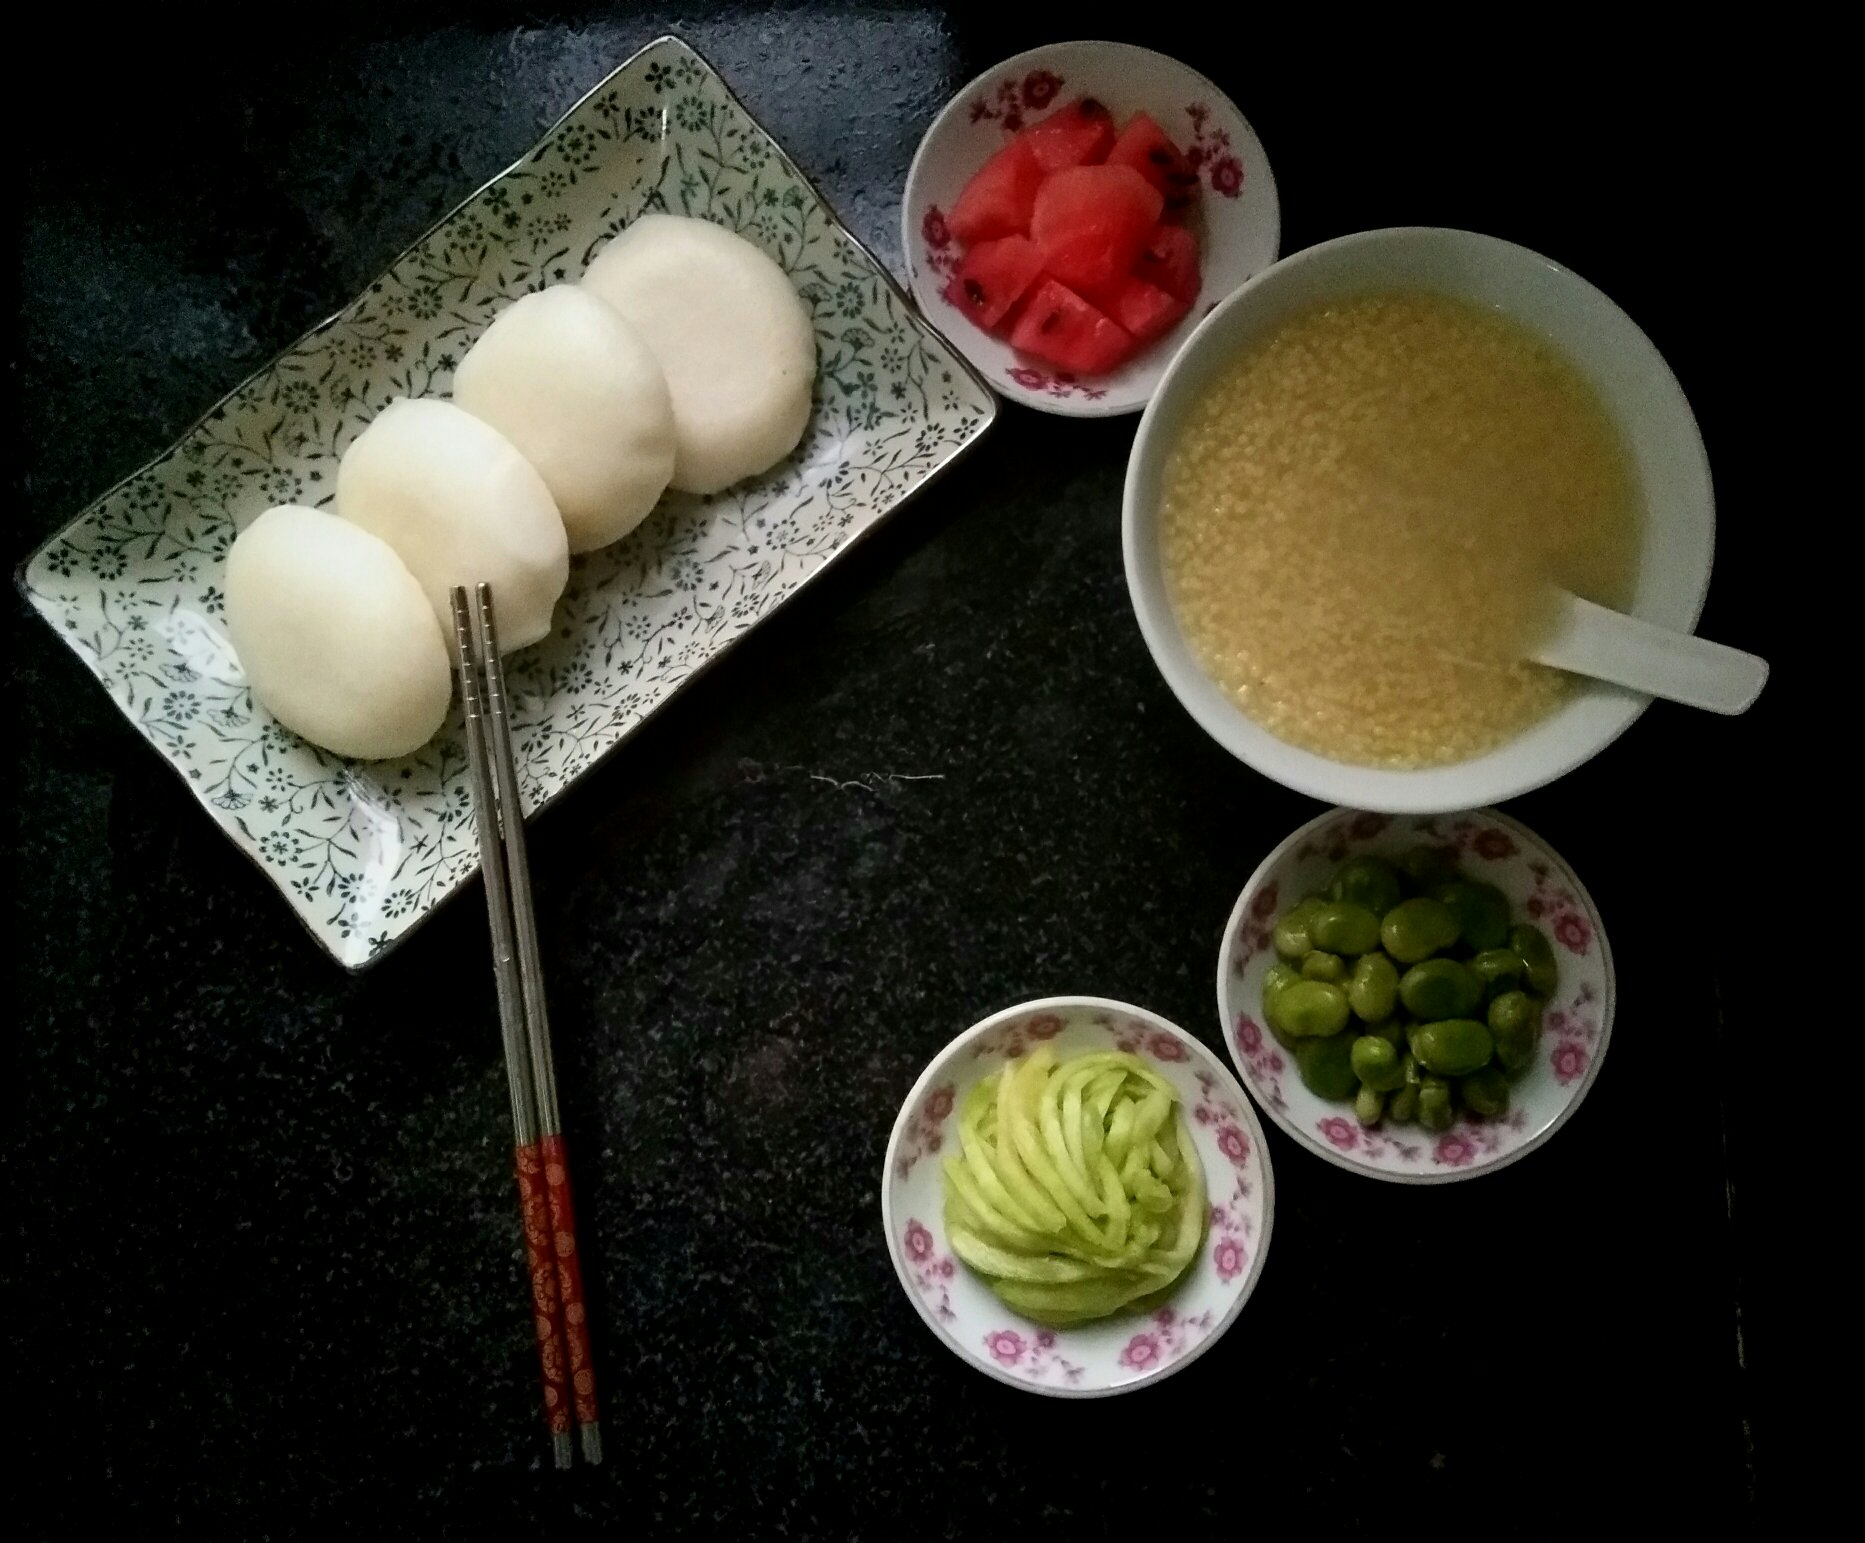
[1217,807,1613,1183]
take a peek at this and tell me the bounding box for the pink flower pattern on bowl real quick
[985,1329,1024,1364]
[1433,1132,1479,1168]
[1230,1013,1287,1111]
[1221,809,1613,1184]
[1474,828,1516,860]
[1181,103,1245,198]
[995,362,1110,402]
[884,999,1274,1394]
[968,1011,1074,1060]
[979,1325,1086,1385]
[1118,1307,1217,1372]
[1551,1040,1589,1085]
[1120,1332,1160,1370]
[893,1080,956,1178]
[1308,1095,1536,1167]
[902,1219,957,1322]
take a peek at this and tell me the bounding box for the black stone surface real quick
[15,8,1780,1533]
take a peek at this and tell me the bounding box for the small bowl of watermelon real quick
[903,40,1279,417]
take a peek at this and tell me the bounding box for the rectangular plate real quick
[19,35,996,969]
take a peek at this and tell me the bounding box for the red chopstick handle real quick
[539,1133,598,1427]
[515,1141,572,1437]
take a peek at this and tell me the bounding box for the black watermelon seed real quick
[963,278,986,304]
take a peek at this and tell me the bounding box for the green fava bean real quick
[1348,952,1400,1023]
[1380,898,1461,964]
[1410,1018,1495,1077]
[1350,1034,1405,1092]
[1397,845,1459,893]
[1488,990,1544,1072]
[1512,923,1559,996]
[1310,901,1381,956]
[1417,1076,1456,1132]
[1462,1066,1510,1118]
[1354,1084,1386,1127]
[1301,951,1348,984]
[1294,1031,1358,1100]
[1275,980,1351,1038]
[1329,856,1403,918]
[1262,963,1302,1047]
[1274,899,1326,962]
[1367,1018,1407,1046]
[1432,880,1512,951]
[1263,961,1301,1005]
[1469,948,1525,999]
[1387,1054,1422,1122]
[1399,958,1483,1021]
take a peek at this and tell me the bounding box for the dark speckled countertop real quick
[16,7,1784,1533]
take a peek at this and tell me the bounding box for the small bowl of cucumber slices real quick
[1219,808,1615,1184]
[882,996,1274,1396]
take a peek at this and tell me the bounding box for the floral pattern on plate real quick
[1219,808,1615,1183]
[1116,1305,1217,1372]
[902,1219,957,1323]
[892,1082,956,1179]
[882,999,1275,1396]
[19,36,995,969]
[981,1327,1085,1386]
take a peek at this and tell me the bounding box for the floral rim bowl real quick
[881,996,1275,1397]
[18,35,996,970]
[1218,809,1615,1184]
[901,39,1280,417]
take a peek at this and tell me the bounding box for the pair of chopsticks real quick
[450,583,601,1470]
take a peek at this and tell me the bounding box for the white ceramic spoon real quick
[1531,588,1768,715]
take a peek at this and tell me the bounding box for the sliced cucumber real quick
[937,1042,1211,1327]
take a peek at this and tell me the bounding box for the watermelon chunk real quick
[948,138,1044,244]
[1031,165,1165,295]
[1132,224,1201,305]
[1017,97,1117,173]
[1105,112,1200,214]
[1009,279,1136,375]
[1101,275,1191,346]
[943,236,1045,333]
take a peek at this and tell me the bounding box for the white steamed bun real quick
[452,285,676,553]
[225,504,451,760]
[336,397,568,651]
[581,213,816,495]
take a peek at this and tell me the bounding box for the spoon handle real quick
[1531,590,1768,715]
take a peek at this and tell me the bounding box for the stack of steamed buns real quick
[224,214,818,760]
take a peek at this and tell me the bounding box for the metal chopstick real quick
[470,583,603,1467]
[450,586,575,1471]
